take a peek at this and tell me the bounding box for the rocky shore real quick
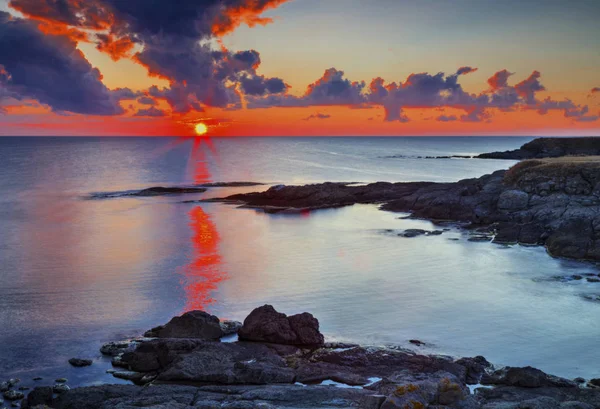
[16,306,600,408]
[476,137,600,160]
[202,154,600,264]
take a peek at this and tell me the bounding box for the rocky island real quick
[476,137,600,160]
[15,306,600,408]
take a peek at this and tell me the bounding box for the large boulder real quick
[498,190,529,211]
[147,310,224,340]
[238,305,325,346]
[482,366,577,388]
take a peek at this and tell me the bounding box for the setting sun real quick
[195,123,208,136]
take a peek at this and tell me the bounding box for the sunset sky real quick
[0,0,599,137]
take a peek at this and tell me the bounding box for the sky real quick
[0,0,599,137]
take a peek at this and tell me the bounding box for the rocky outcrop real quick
[19,307,600,409]
[477,137,600,160]
[213,158,600,262]
[238,305,325,346]
[144,310,226,340]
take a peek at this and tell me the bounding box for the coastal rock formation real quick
[215,156,600,262]
[144,310,225,340]
[238,305,325,346]
[477,137,600,160]
[19,308,600,409]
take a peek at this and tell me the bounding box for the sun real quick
[194,122,208,136]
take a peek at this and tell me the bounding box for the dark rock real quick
[7,379,19,387]
[100,341,135,356]
[68,358,93,367]
[408,339,426,346]
[477,137,600,160]
[455,356,492,384]
[493,222,521,244]
[238,305,324,346]
[111,354,129,368]
[587,277,600,283]
[31,377,42,381]
[2,390,23,401]
[53,384,70,394]
[401,229,428,238]
[149,310,224,340]
[498,189,529,211]
[133,186,208,197]
[482,366,577,388]
[21,387,52,408]
[55,378,67,383]
[588,378,600,388]
[574,377,586,384]
[0,382,9,392]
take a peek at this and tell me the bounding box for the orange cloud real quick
[212,0,290,36]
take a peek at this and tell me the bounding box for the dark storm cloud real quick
[240,75,288,96]
[8,0,291,113]
[0,11,129,115]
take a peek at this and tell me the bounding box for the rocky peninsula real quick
[15,306,600,408]
[204,152,600,263]
[476,137,600,160]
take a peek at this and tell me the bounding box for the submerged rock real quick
[2,390,23,401]
[238,305,325,346]
[100,341,135,356]
[68,358,92,367]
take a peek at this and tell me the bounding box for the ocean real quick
[1,136,598,388]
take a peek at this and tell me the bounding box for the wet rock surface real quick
[19,307,600,408]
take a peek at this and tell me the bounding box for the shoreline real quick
[13,306,600,408]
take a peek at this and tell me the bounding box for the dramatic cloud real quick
[134,107,167,117]
[456,66,478,76]
[7,0,290,113]
[303,113,331,121]
[436,115,457,122]
[0,11,130,115]
[591,87,600,94]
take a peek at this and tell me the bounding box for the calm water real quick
[1,136,599,389]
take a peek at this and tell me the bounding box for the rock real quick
[482,366,576,388]
[111,354,129,368]
[68,358,93,367]
[0,383,8,393]
[587,278,600,283]
[31,378,42,381]
[149,310,224,340]
[477,137,600,160]
[221,320,243,336]
[55,378,67,383]
[238,305,324,346]
[573,377,585,384]
[112,371,147,384]
[16,387,28,391]
[52,384,70,394]
[587,378,600,388]
[100,340,135,356]
[401,229,428,238]
[20,387,52,408]
[408,339,426,346]
[2,391,23,401]
[455,356,492,384]
[498,190,529,211]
